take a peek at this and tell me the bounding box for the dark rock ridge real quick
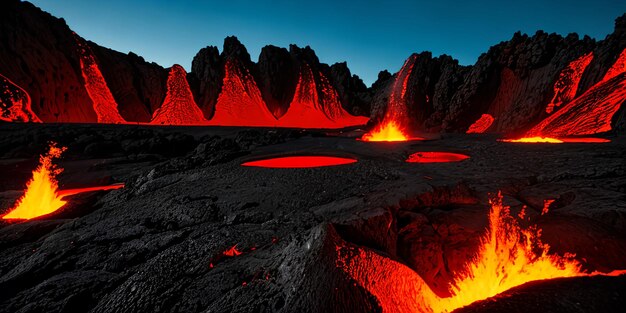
[0,0,625,134]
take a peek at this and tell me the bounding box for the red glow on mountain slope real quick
[151,65,208,125]
[546,53,593,114]
[208,60,278,127]
[0,73,41,123]
[2,143,124,220]
[336,192,626,313]
[466,114,494,134]
[241,156,357,168]
[76,37,126,124]
[362,55,416,141]
[603,48,626,81]
[278,64,368,128]
[406,152,470,163]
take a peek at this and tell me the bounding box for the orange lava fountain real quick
[2,143,67,220]
[2,143,125,220]
[361,121,411,142]
[361,55,416,141]
[337,192,625,313]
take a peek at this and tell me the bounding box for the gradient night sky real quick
[30,0,626,86]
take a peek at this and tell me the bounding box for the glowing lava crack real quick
[336,192,626,313]
[241,156,357,168]
[2,143,124,220]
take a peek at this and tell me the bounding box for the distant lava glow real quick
[406,152,470,163]
[466,114,494,134]
[2,143,124,220]
[241,156,357,168]
[337,192,626,313]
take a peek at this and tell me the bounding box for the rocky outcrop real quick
[256,45,298,118]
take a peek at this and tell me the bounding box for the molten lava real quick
[151,65,208,125]
[546,53,593,114]
[360,120,411,142]
[337,192,623,313]
[0,73,41,123]
[241,156,357,168]
[526,49,626,137]
[406,152,470,163]
[208,59,278,127]
[361,55,416,141]
[76,36,126,124]
[466,114,494,134]
[223,245,243,257]
[501,137,564,143]
[2,143,125,220]
[278,64,368,128]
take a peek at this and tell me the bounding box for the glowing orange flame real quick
[2,143,124,220]
[361,121,412,142]
[338,192,625,313]
[500,137,564,143]
[2,143,67,220]
[466,114,494,134]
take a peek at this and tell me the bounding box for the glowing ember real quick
[501,137,564,143]
[0,73,41,123]
[337,192,624,313]
[208,59,278,127]
[361,121,411,142]
[406,152,470,163]
[466,114,494,134]
[241,156,357,168]
[223,245,243,257]
[546,53,593,114]
[2,143,125,220]
[151,65,208,125]
[75,36,126,124]
[362,55,416,141]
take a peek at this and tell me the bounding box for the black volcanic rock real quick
[257,45,298,117]
[329,62,371,116]
[0,0,96,122]
[89,45,168,123]
[190,46,223,119]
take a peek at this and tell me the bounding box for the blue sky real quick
[30,0,626,86]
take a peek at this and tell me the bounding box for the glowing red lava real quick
[0,73,41,123]
[75,36,126,124]
[241,156,357,168]
[500,137,564,143]
[361,55,416,142]
[406,152,470,163]
[223,244,243,257]
[151,65,208,125]
[546,52,593,114]
[336,192,626,313]
[466,114,494,134]
[2,143,125,220]
[208,59,278,127]
[278,64,368,128]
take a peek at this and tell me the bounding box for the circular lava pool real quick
[241,156,358,168]
[406,152,470,163]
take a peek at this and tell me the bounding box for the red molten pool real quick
[241,156,357,168]
[406,152,470,163]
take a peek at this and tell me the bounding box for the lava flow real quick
[0,73,41,123]
[75,36,126,124]
[361,55,416,142]
[545,52,593,114]
[466,114,494,134]
[500,137,564,143]
[151,65,208,125]
[337,192,625,313]
[2,143,124,220]
[241,156,357,168]
[406,152,470,163]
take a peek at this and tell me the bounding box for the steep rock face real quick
[329,62,371,117]
[0,0,96,122]
[190,46,223,119]
[89,44,168,123]
[257,45,298,118]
